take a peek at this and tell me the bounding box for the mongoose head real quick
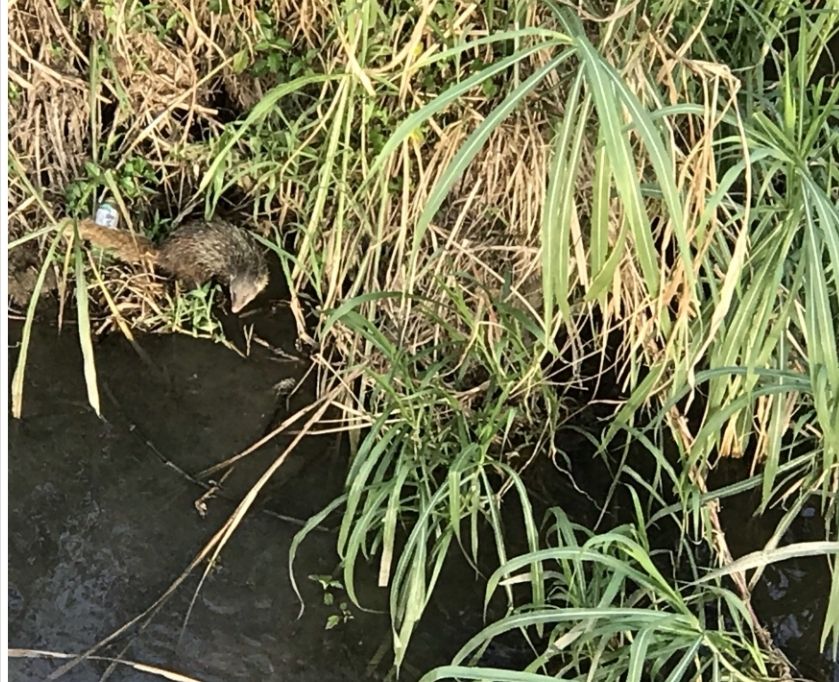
[229,267,269,313]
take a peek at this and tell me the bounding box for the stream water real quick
[7,309,483,681]
[6,311,838,681]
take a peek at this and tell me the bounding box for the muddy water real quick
[7,313,838,681]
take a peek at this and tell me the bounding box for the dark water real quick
[7,313,838,681]
[7,312,375,681]
[6,310,486,682]
[713,461,839,682]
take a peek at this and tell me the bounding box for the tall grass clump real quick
[292,0,838,671]
[8,0,839,678]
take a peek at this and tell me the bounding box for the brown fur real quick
[77,218,269,313]
[78,221,157,263]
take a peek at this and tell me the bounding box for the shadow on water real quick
[6,310,838,681]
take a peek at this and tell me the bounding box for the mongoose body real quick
[78,218,269,313]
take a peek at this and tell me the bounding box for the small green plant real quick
[65,157,158,217]
[163,283,225,339]
[144,212,175,242]
[309,575,355,630]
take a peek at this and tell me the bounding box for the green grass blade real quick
[410,51,573,286]
[11,225,66,419]
[73,225,100,416]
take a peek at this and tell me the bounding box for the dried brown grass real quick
[7,0,331,322]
